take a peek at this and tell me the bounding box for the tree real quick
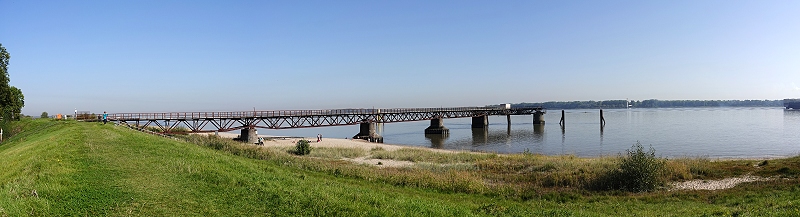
[0,43,24,121]
[41,112,49,119]
[0,43,8,86]
[6,86,23,120]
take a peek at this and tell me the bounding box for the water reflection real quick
[600,123,605,137]
[425,134,449,148]
[533,124,545,142]
[599,122,605,154]
[471,128,488,146]
[785,109,800,118]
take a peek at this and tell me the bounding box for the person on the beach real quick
[317,134,321,142]
[102,111,108,124]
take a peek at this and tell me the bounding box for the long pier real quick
[109,106,545,143]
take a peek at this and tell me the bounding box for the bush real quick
[40,112,48,118]
[618,142,666,191]
[294,139,311,155]
[590,142,666,192]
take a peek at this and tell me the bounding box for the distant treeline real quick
[514,99,784,109]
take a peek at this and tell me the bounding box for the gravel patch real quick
[671,175,771,191]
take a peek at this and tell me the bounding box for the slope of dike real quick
[1,119,799,216]
[0,120,496,216]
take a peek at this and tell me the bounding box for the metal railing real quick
[109,106,543,121]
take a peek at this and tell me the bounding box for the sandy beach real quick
[201,132,458,153]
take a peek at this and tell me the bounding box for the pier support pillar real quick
[353,122,383,143]
[533,111,545,125]
[471,116,488,128]
[240,128,258,144]
[424,118,449,135]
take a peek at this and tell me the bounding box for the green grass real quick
[1,119,800,216]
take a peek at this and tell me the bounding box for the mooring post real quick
[507,115,511,126]
[559,110,565,125]
[600,109,606,126]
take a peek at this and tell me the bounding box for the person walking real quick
[102,111,108,124]
[317,134,321,142]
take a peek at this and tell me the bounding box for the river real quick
[256,107,800,158]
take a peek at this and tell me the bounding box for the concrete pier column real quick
[424,118,449,135]
[353,122,383,143]
[471,116,488,128]
[533,111,545,125]
[240,128,258,144]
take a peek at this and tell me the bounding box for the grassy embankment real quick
[1,119,799,216]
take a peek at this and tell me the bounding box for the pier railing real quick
[109,107,543,121]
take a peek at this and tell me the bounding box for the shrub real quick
[617,142,666,191]
[294,139,311,155]
[590,142,666,192]
[40,112,48,119]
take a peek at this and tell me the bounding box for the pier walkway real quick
[109,106,545,143]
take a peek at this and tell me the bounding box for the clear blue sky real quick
[2,0,799,115]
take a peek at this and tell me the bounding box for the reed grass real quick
[370,148,496,164]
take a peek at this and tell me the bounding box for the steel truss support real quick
[109,107,545,134]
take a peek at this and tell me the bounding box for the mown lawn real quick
[1,119,799,216]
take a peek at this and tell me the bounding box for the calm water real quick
[259,107,800,158]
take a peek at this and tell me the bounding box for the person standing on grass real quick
[102,111,108,124]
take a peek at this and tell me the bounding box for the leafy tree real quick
[0,43,24,121]
[41,112,49,119]
[0,43,8,86]
[6,86,24,120]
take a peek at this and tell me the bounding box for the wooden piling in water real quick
[559,110,565,125]
[600,109,606,126]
